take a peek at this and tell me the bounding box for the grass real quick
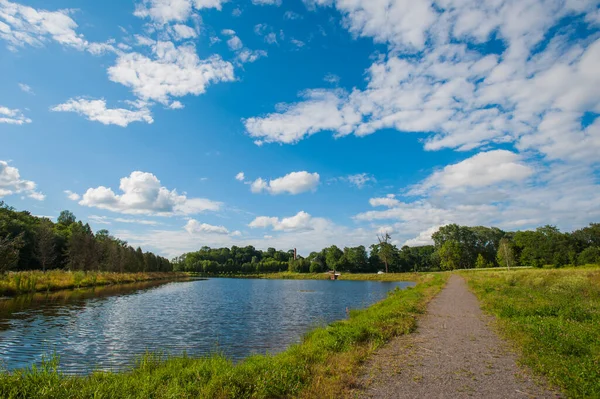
[462,266,600,398]
[0,270,187,296]
[0,273,447,399]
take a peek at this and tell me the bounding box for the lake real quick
[0,278,413,374]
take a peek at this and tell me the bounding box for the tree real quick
[57,210,76,226]
[0,233,24,273]
[475,253,487,269]
[35,220,56,271]
[325,245,343,272]
[377,233,394,273]
[497,237,516,270]
[438,240,462,270]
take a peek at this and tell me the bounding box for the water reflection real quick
[0,278,413,374]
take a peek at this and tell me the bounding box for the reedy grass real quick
[462,266,600,398]
[0,273,447,399]
[0,270,187,297]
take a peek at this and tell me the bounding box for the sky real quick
[1,0,599,259]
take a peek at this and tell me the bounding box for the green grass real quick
[0,270,187,296]
[462,266,600,398]
[0,273,447,399]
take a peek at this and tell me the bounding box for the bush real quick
[578,246,600,265]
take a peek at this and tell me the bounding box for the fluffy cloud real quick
[169,24,198,40]
[77,171,222,216]
[51,98,154,127]
[249,211,322,231]
[64,190,80,201]
[227,35,243,51]
[88,215,160,226]
[108,41,235,105]
[369,194,400,208]
[184,219,229,234]
[236,49,267,64]
[244,2,600,165]
[0,106,31,124]
[235,172,245,181]
[249,171,320,194]
[0,0,113,53]
[134,0,226,24]
[410,150,533,195]
[0,160,44,200]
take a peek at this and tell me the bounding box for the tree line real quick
[0,202,172,273]
[176,222,600,274]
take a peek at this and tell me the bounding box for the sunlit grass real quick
[0,270,187,296]
[0,273,447,398]
[462,266,600,398]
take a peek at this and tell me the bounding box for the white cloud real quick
[0,160,44,200]
[89,215,161,226]
[221,28,236,36]
[249,211,320,231]
[18,83,33,94]
[264,32,278,44]
[51,98,154,127]
[235,172,245,181]
[251,0,282,6]
[369,195,400,208]
[227,35,243,50]
[64,190,81,201]
[232,7,242,17]
[284,11,302,20]
[323,73,339,84]
[108,41,235,105]
[0,106,31,125]
[170,24,197,40]
[184,219,229,234]
[78,171,222,216]
[249,171,320,195]
[236,49,267,64]
[403,225,442,247]
[134,0,226,24]
[410,150,533,195]
[244,3,600,165]
[345,173,375,188]
[168,101,184,109]
[290,38,305,48]
[0,0,113,54]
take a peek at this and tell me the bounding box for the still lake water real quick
[0,278,413,374]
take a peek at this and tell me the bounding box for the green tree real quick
[438,240,462,270]
[376,233,395,273]
[497,237,516,270]
[475,253,487,269]
[57,210,76,226]
[0,233,24,273]
[35,219,56,271]
[325,245,343,271]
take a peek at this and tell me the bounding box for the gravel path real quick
[357,274,560,398]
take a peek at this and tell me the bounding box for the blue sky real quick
[1,0,599,258]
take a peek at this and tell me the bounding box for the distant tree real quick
[577,246,600,265]
[325,245,343,272]
[35,220,56,271]
[0,233,24,273]
[57,210,76,226]
[475,253,487,269]
[438,240,462,270]
[497,237,516,270]
[377,233,394,273]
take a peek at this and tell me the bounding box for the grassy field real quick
[0,270,187,296]
[0,273,447,399]
[462,266,600,398]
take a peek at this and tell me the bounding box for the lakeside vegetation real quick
[0,270,187,297]
[174,223,600,275]
[0,273,446,399]
[0,202,172,274]
[463,267,600,397]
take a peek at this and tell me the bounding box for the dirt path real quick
[357,275,559,398]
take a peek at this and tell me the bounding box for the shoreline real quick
[0,270,189,297]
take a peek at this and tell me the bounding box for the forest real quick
[0,202,172,273]
[174,223,600,274]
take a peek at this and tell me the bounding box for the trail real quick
[357,275,559,398]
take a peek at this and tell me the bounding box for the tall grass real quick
[0,273,447,399]
[462,267,600,398]
[205,271,426,282]
[0,271,187,296]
